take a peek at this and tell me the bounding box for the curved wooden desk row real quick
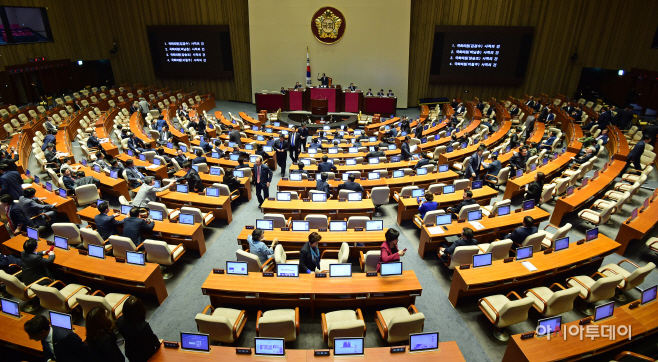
[173,170,252,201]
[287,159,426,175]
[277,170,459,199]
[2,235,168,304]
[418,208,551,258]
[615,188,658,255]
[438,120,512,167]
[77,165,132,201]
[396,187,498,225]
[0,312,86,357]
[201,270,422,315]
[418,120,482,153]
[502,151,576,201]
[449,235,619,307]
[503,297,658,362]
[24,182,82,224]
[260,199,374,221]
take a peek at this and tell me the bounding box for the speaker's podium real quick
[311,98,328,116]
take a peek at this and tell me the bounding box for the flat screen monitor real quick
[369,137,377,142]
[276,192,291,201]
[167,142,173,149]
[127,150,134,157]
[536,316,561,338]
[412,189,425,198]
[300,159,311,167]
[180,332,210,352]
[593,301,614,322]
[1,297,20,317]
[264,146,273,152]
[27,227,38,240]
[409,332,439,352]
[566,186,574,196]
[368,157,379,165]
[329,263,352,277]
[522,200,535,210]
[291,221,309,232]
[94,165,101,173]
[34,175,40,185]
[250,155,259,163]
[276,264,299,277]
[467,210,482,221]
[631,207,638,221]
[229,154,240,161]
[256,219,273,230]
[346,158,357,166]
[530,163,536,172]
[139,154,146,162]
[542,157,548,165]
[342,174,351,182]
[205,188,220,197]
[388,144,396,150]
[368,172,380,180]
[228,142,237,148]
[461,142,468,149]
[421,138,427,144]
[54,235,68,250]
[443,185,455,194]
[553,152,558,160]
[497,205,511,216]
[581,177,589,187]
[149,210,164,221]
[45,182,52,192]
[119,205,132,215]
[312,193,327,202]
[393,170,404,178]
[380,262,403,276]
[88,244,105,259]
[471,180,483,189]
[109,170,118,179]
[81,159,88,166]
[365,220,383,231]
[554,237,569,252]
[641,285,657,305]
[308,148,317,154]
[255,337,285,357]
[126,251,146,266]
[288,173,303,182]
[349,147,358,153]
[439,164,449,172]
[334,337,364,356]
[226,261,248,276]
[436,214,452,226]
[49,311,72,330]
[323,126,330,130]
[473,253,492,268]
[154,180,162,188]
[209,166,221,176]
[390,155,401,163]
[180,145,188,153]
[416,167,428,175]
[447,146,454,153]
[347,192,362,201]
[516,245,533,261]
[329,221,347,232]
[233,170,244,178]
[328,148,338,154]
[585,227,598,242]
[516,169,523,177]
[644,197,651,210]
[96,199,107,207]
[179,213,195,225]
[176,184,189,193]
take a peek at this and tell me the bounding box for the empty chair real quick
[256,308,300,342]
[489,167,510,190]
[453,179,470,191]
[305,214,328,229]
[51,223,82,246]
[413,209,446,228]
[359,250,381,272]
[525,283,581,317]
[76,291,130,321]
[75,184,101,206]
[454,203,480,220]
[322,309,366,347]
[578,203,614,226]
[195,305,247,344]
[143,240,186,279]
[147,201,180,220]
[375,305,425,343]
[427,183,446,194]
[477,239,513,261]
[338,189,354,199]
[393,186,418,202]
[108,235,141,259]
[439,245,480,269]
[80,227,112,251]
[621,165,653,183]
[481,199,510,217]
[29,281,91,314]
[0,270,43,311]
[513,231,545,252]
[541,223,572,249]
[264,214,291,228]
[273,244,299,265]
[592,191,630,215]
[346,216,370,229]
[319,242,349,271]
[598,261,656,301]
[236,249,274,272]
[180,206,215,226]
[566,273,624,314]
[539,184,555,204]
[369,186,390,217]
[478,291,534,341]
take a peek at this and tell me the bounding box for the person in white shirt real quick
[132,176,175,208]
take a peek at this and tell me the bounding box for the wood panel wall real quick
[0,0,252,102]
[408,0,658,106]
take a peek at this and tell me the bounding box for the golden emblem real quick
[311,7,346,45]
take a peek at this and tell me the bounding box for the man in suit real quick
[572,147,595,166]
[571,107,583,123]
[597,107,611,129]
[562,103,574,114]
[524,116,536,140]
[129,101,140,115]
[24,314,93,362]
[253,158,272,206]
[596,128,610,145]
[308,138,322,150]
[291,162,308,177]
[317,155,337,173]
[124,159,146,188]
[174,148,189,166]
[87,130,102,150]
[621,135,650,175]
[280,87,287,95]
[95,201,124,240]
[414,121,425,139]
[400,136,413,161]
[510,147,529,173]
[465,146,485,180]
[128,133,153,154]
[43,143,61,169]
[446,190,477,219]
[455,103,465,115]
[61,168,78,190]
[387,90,394,97]
[234,156,250,170]
[2,194,35,234]
[317,73,329,86]
[274,134,289,176]
[298,124,309,153]
[176,161,204,192]
[366,88,374,96]
[138,97,150,118]
[229,125,242,147]
[337,173,364,195]
[533,102,541,112]
[439,227,477,263]
[157,124,174,146]
[619,107,634,130]
[483,153,502,187]
[294,82,303,89]
[509,104,520,116]
[73,100,83,111]
[155,115,167,132]
[133,176,175,209]
[0,147,19,172]
[123,207,155,246]
[348,83,357,91]
[525,97,535,108]
[377,89,385,96]
[476,101,485,112]
[537,106,549,123]
[0,164,24,200]
[44,117,58,133]
[643,120,658,145]
[414,152,432,170]
[266,135,276,147]
[41,130,57,151]
[546,108,556,124]
[18,188,57,227]
[367,148,386,159]
[288,128,301,163]
[316,172,331,197]
[505,216,538,247]
[450,98,459,109]
[540,131,557,150]
[191,149,207,165]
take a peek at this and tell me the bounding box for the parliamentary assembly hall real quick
[1,0,658,361]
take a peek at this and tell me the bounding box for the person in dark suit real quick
[524,172,545,205]
[280,87,287,95]
[44,143,61,168]
[20,237,55,286]
[87,131,102,150]
[414,152,432,170]
[174,148,189,166]
[446,190,476,219]
[117,296,162,362]
[571,107,583,123]
[0,165,24,200]
[234,156,250,170]
[414,122,424,139]
[509,104,520,116]
[572,147,595,165]
[85,307,126,362]
[61,168,78,190]
[524,117,536,140]
[455,103,465,115]
[533,102,541,112]
[157,124,173,146]
[191,149,207,165]
[450,98,459,109]
[348,83,357,91]
[401,136,412,161]
[0,147,19,171]
[41,131,57,151]
[509,147,529,173]
[294,82,303,90]
[254,144,270,162]
[525,97,535,108]
[299,232,322,273]
[123,207,155,246]
[439,227,477,263]
[95,201,124,241]
[253,158,272,206]
[18,188,58,227]
[562,103,574,114]
[124,159,146,188]
[483,154,502,186]
[317,73,329,86]
[317,155,337,173]
[274,134,289,176]
[155,115,167,132]
[291,162,308,176]
[546,109,556,124]
[337,173,364,195]
[315,172,331,197]
[127,133,153,154]
[288,128,301,163]
[597,107,611,129]
[366,89,374,96]
[367,149,386,159]
[642,120,658,145]
[229,125,242,147]
[505,216,538,247]
[176,161,204,192]
[387,90,394,97]
[619,107,634,130]
[537,106,549,123]
[24,314,93,362]
[540,131,557,150]
[465,146,485,180]
[377,89,385,96]
[298,124,309,153]
[620,135,649,175]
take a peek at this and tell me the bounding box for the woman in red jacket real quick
[377,229,406,272]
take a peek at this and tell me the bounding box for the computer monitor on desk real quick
[276,264,298,277]
[49,311,73,330]
[256,219,273,230]
[411,189,425,198]
[226,261,248,276]
[471,180,483,189]
[329,264,352,277]
[416,168,428,175]
[439,164,449,172]
[334,337,364,357]
[180,332,210,352]
[435,214,452,226]
[593,301,614,322]
[366,220,383,231]
[54,235,68,250]
[409,332,439,353]
[205,188,220,197]
[176,184,188,194]
[255,337,285,357]
[292,221,309,232]
[497,205,511,216]
[276,192,291,201]
[88,244,105,259]
[467,210,482,221]
[536,316,561,338]
[126,251,145,266]
[516,246,533,261]
[443,185,455,194]
[329,221,347,232]
[380,262,402,276]
[121,205,132,215]
[554,237,569,252]
[233,170,244,178]
[640,285,657,305]
[289,173,302,181]
[312,193,327,202]
[472,253,492,268]
[179,213,195,225]
[149,210,164,221]
[522,200,534,211]
[27,227,39,240]
[585,227,598,242]
[1,297,20,318]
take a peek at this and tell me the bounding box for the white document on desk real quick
[522,261,538,272]
[146,165,159,170]
[427,226,445,235]
[469,221,485,230]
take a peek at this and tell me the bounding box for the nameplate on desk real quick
[354,227,363,231]
[213,268,225,274]
[78,249,88,255]
[579,317,592,325]
[515,208,522,213]
[245,225,254,229]
[402,195,410,198]
[366,272,378,277]
[338,198,346,202]
[543,248,553,254]
[318,228,327,232]
[303,198,310,202]
[390,347,406,353]
[281,227,290,231]
[577,239,585,245]
[262,272,274,277]
[236,348,252,355]
[457,219,466,223]
[520,332,535,340]
[163,341,180,348]
[268,197,275,201]
[360,177,367,180]
[315,273,327,278]
[628,301,640,309]
[315,350,331,356]
[282,178,288,181]
[45,239,54,246]
[425,223,435,227]
[115,257,126,263]
[459,264,470,270]
[504,257,514,263]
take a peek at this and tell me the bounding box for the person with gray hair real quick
[132,176,176,208]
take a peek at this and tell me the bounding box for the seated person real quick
[157,124,173,145]
[247,228,278,264]
[299,232,322,274]
[291,162,308,176]
[95,201,124,241]
[124,159,146,188]
[414,152,433,170]
[572,147,595,165]
[446,190,476,219]
[199,138,212,153]
[417,191,438,219]
[61,168,78,190]
[540,131,557,150]
[315,172,331,197]
[377,229,405,272]
[234,156,250,170]
[439,227,477,263]
[60,156,79,176]
[528,142,539,156]
[44,143,61,168]
[123,207,155,246]
[21,237,56,286]
[156,148,172,165]
[482,154,502,186]
[18,188,58,228]
[505,216,537,247]
[255,144,269,161]
[337,173,364,195]
[191,149,207,165]
[366,148,385,159]
[308,138,322,149]
[317,155,337,172]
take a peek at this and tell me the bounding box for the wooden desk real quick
[173,170,252,201]
[77,165,132,201]
[549,160,625,225]
[608,125,629,162]
[30,182,82,224]
[3,235,168,304]
[261,199,374,220]
[417,120,481,153]
[418,208,551,258]
[620,299,658,335]
[396,187,498,225]
[615,195,658,255]
[201,270,422,315]
[290,160,422,175]
[297,149,401,160]
[502,152,576,200]
[502,306,645,362]
[77,206,206,256]
[147,342,466,362]
[0,312,86,357]
[156,190,233,224]
[365,117,400,136]
[116,154,168,180]
[449,235,619,307]
[438,120,511,167]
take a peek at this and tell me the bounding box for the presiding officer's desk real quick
[174,169,252,201]
[502,298,654,362]
[1,235,168,304]
[147,341,467,361]
[260,199,374,220]
[396,187,498,225]
[30,181,82,224]
[418,207,551,258]
[0,312,86,357]
[277,170,459,199]
[77,165,132,201]
[76,206,207,256]
[201,270,422,316]
[615,192,658,256]
[449,235,619,307]
[237,227,387,257]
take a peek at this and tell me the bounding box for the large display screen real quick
[147,25,234,78]
[430,26,534,85]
